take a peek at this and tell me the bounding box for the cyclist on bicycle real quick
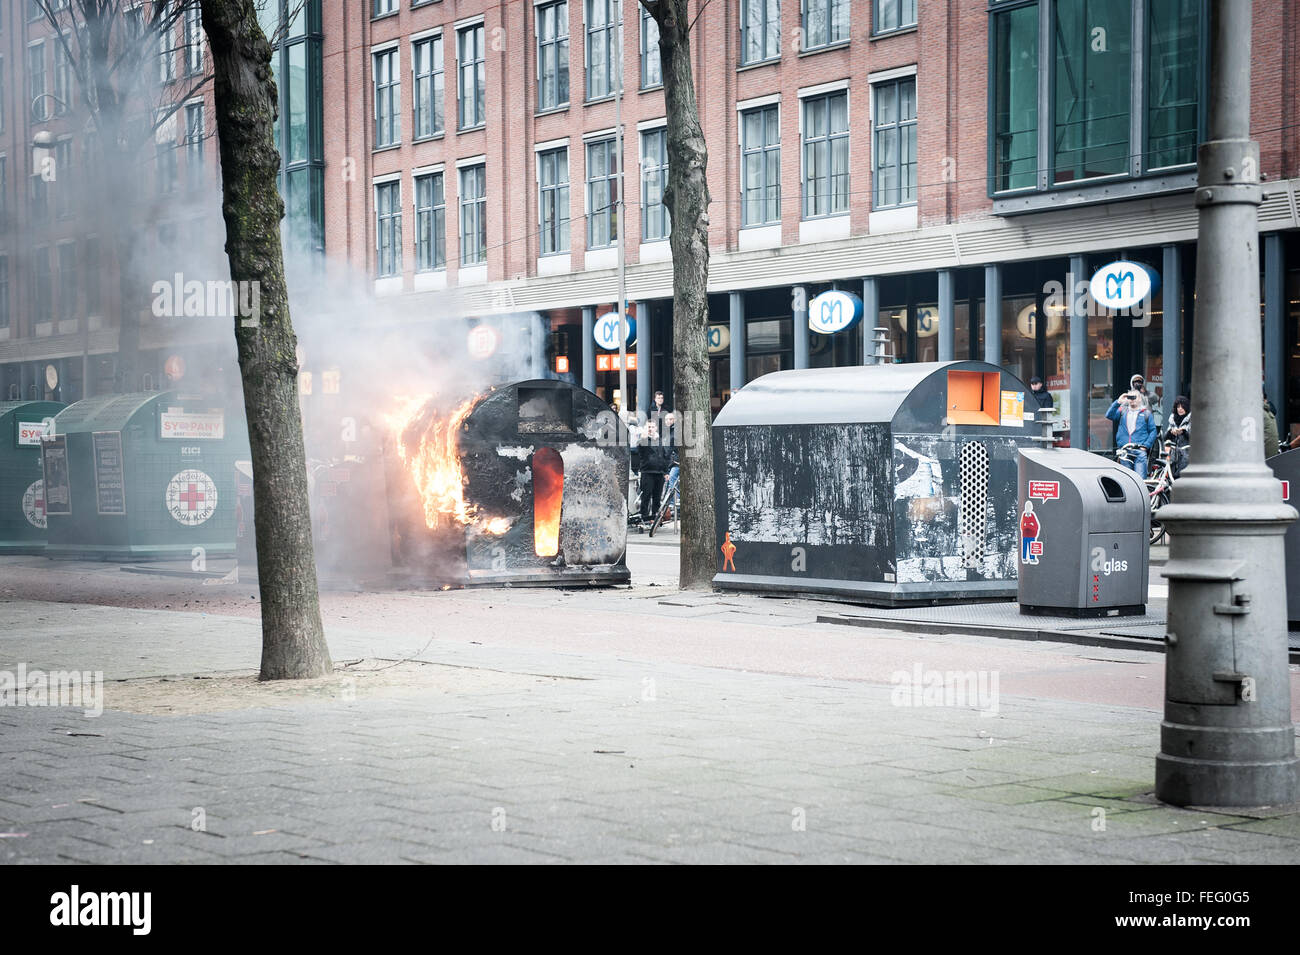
[1107,389,1157,476]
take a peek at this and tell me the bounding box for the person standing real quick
[1027,376,1055,413]
[1107,389,1157,476]
[1164,395,1191,477]
[631,420,674,523]
[1129,374,1157,417]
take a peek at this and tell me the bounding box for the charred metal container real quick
[712,361,1037,606]
[389,379,630,587]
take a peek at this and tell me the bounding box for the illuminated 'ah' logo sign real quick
[1090,261,1156,311]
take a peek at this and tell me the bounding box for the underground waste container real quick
[1017,447,1149,616]
[712,360,1037,605]
[0,400,65,554]
[43,391,249,560]
[1267,448,1300,625]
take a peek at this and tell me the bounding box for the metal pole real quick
[938,269,955,363]
[1068,254,1087,450]
[861,277,879,364]
[729,291,746,393]
[581,305,596,393]
[1161,244,1182,410]
[793,285,809,369]
[983,264,1001,366]
[1155,0,1298,807]
[615,26,628,417]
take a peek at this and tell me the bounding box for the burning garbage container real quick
[0,400,64,554]
[712,360,1036,605]
[386,379,630,586]
[43,392,249,560]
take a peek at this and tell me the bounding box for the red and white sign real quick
[1028,480,1060,501]
[165,470,218,526]
[1029,541,1043,556]
[596,353,637,372]
[17,420,51,447]
[160,411,225,441]
[21,480,45,529]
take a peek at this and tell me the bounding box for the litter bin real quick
[0,400,65,553]
[713,360,1037,605]
[1267,448,1300,625]
[43,391,249,560]
[1017,447,1149,616]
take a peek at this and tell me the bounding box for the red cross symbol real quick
[180,483,205,511]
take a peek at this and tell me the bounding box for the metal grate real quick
[958,441,989,569]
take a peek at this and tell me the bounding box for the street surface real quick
[0,540,1296,864]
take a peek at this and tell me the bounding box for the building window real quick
[989,0,1202,196]
[33,248,51,322]
[0,256,8,330]
[1055,0,1130,182]
[160,19,177,83]
[741,0,781,65]
[457,24,486,130]
[873,76,917,208]
[640,5,660,88]
[373,0,396,16]
[30,170,48,222]
[28,42,46,121]
[802,0,849,51]
[53,39,70,112]
[586,138,618,248]
[801,90,848,218]
[412,35,444,138]
[375,180,401,277]
[53,139,72,217]
[991,2,1038,192]
[184,2,203,76]
[537,1,570,110]
[373,48,400,147]
[641,129,668,241]
[1147,0,1200,169]
[157,139,177,193]
[414,172,445,271]
[873,0,916,34]
[57,244,76,321]
[538,147,570,255]
[741,104,780,226]
[459,163,487,265]
[184,103,204,187]
[84,237,100,316]
[585,0,620,100]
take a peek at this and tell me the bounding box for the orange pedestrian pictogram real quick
[721,532,737,572]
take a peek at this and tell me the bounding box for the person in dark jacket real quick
[1107,390,1157,476]
[1164,395,1190,477]
[632,421,675,522]
[1028,376,1055,413]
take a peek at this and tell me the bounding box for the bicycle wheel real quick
[648,481,676,537]
[1149,489,1171,546]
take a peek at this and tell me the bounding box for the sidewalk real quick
[1,592,1297,864]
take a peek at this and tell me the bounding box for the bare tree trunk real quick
[200,0,331,679]
[642,0,716,590]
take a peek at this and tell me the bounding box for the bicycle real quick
[1115,440,1184,546]
[648,464,680,537]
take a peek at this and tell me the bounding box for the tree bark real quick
[642,0,716,590]
[200,0,331,679]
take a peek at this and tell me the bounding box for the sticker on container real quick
[22,480,45,529]
[1020,501,1041,565]
[1028,480,1060,501]
[1000,391,1025,428]
[166,469,218,526]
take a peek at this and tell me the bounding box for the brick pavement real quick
[1,598,1297,864]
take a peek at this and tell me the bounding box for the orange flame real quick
[386,394,511,535]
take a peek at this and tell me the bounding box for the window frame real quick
[585,137,619,249]
[584,0,621,101]
[412,33,444,140]
[800,0,850,52]
[640,4,661,89]
[375,178,402,278]
[537,1,571,111]
[740,102,781,227]
[800,89,849,219]
[414,171,446,272]
[872,0,917,36]
[457,23,486,131]
[740,0,781,66]
[373,46,401,148]
[458,163,487,266]
[537,146,571,256]
[871,75,917,210]
[640,128,669,242]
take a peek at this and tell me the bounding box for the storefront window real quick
[1001,295,1037,383]
[746,317,791,381]
[1087,308,1115,450]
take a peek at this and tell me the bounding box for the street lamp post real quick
[1155,0,1299,807]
